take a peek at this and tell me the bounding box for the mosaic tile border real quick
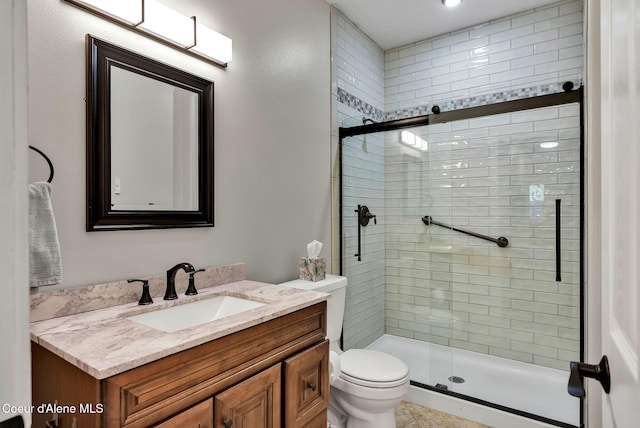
[337,87,386,122]
[338,79,583,125]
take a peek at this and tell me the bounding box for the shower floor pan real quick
[367,334,579,427]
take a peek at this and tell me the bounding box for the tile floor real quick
[395,401,492,428]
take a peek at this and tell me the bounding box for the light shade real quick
[442,0,462,7]
[138,0,194,47]
[64,0,232,67]
[80,0,142,24]
[191,22,233,64]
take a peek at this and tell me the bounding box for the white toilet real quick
[280,275,410,428]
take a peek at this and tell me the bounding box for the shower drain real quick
[448,376,465,384]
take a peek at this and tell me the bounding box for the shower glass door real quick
[383,120,456,390]
[340,123,389,351]
[340,95,582,427]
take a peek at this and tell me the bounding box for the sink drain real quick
[448,376,465,384]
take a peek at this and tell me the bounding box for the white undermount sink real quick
[127,295,267,333]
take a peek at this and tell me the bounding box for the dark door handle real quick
[568,355,611,398]
[223,419,233,428]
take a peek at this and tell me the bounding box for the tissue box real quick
[299,257,326,281]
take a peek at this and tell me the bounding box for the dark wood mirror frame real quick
[86,35,214,231]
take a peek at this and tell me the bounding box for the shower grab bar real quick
[421,216,509,248]
[556,199,562,282]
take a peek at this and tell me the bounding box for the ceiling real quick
[327,0,561,50]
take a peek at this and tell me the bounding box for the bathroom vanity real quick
[30,268,329,428]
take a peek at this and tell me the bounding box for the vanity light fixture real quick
[63,0,232,67]
[442,0,462,7]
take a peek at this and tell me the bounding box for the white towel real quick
[29,182,62,287]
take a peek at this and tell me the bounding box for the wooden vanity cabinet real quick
[32,302,328,428]
[153,398,213,428]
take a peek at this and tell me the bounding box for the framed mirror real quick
[86,35,214,231]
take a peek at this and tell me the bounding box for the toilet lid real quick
[339,349,409,383]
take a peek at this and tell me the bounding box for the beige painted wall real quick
[27,0,331,289]
[1,0,31,424]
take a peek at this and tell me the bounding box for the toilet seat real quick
[339,371,410,388]
[339,349,409,388]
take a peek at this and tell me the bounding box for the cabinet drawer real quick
[153,399,213,428]
[284,339,329,427]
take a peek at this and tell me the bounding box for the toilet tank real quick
[279,275,347,343]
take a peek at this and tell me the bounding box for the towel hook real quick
[29,145,54,183]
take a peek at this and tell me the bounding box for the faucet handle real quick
[128,279,153,305]
[185,269,205,296]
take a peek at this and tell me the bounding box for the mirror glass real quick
[86,35,214,231]
[110,67,199,211]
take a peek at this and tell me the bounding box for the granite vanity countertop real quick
[30,280,328,380]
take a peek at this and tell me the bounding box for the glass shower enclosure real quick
[339,88,583,427]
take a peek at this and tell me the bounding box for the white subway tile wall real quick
[384,105,581,370]
[331,0,583,368]
[332,7,387,350]
[340,130,387,349]
[384,0,583,118]
[332,8,385,114]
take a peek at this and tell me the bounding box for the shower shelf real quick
[421,216,509,248]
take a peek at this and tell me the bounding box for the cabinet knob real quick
[306,382,317,392]
[223,419,233,428]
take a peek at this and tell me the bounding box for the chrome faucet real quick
[165,262,195,300]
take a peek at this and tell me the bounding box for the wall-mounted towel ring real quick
[29,145,54,183]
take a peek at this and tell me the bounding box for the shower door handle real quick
[556,199,562,281]
[568,355,610,398]
[354,205,362,261]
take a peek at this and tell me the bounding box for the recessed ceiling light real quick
[442,0,462,7]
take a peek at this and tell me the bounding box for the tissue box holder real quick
[299,257,326,281]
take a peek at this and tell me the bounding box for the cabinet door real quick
[214,364,281,428]
[284,340,329,427]
[153,399,213,428]
[298,411,327,428]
